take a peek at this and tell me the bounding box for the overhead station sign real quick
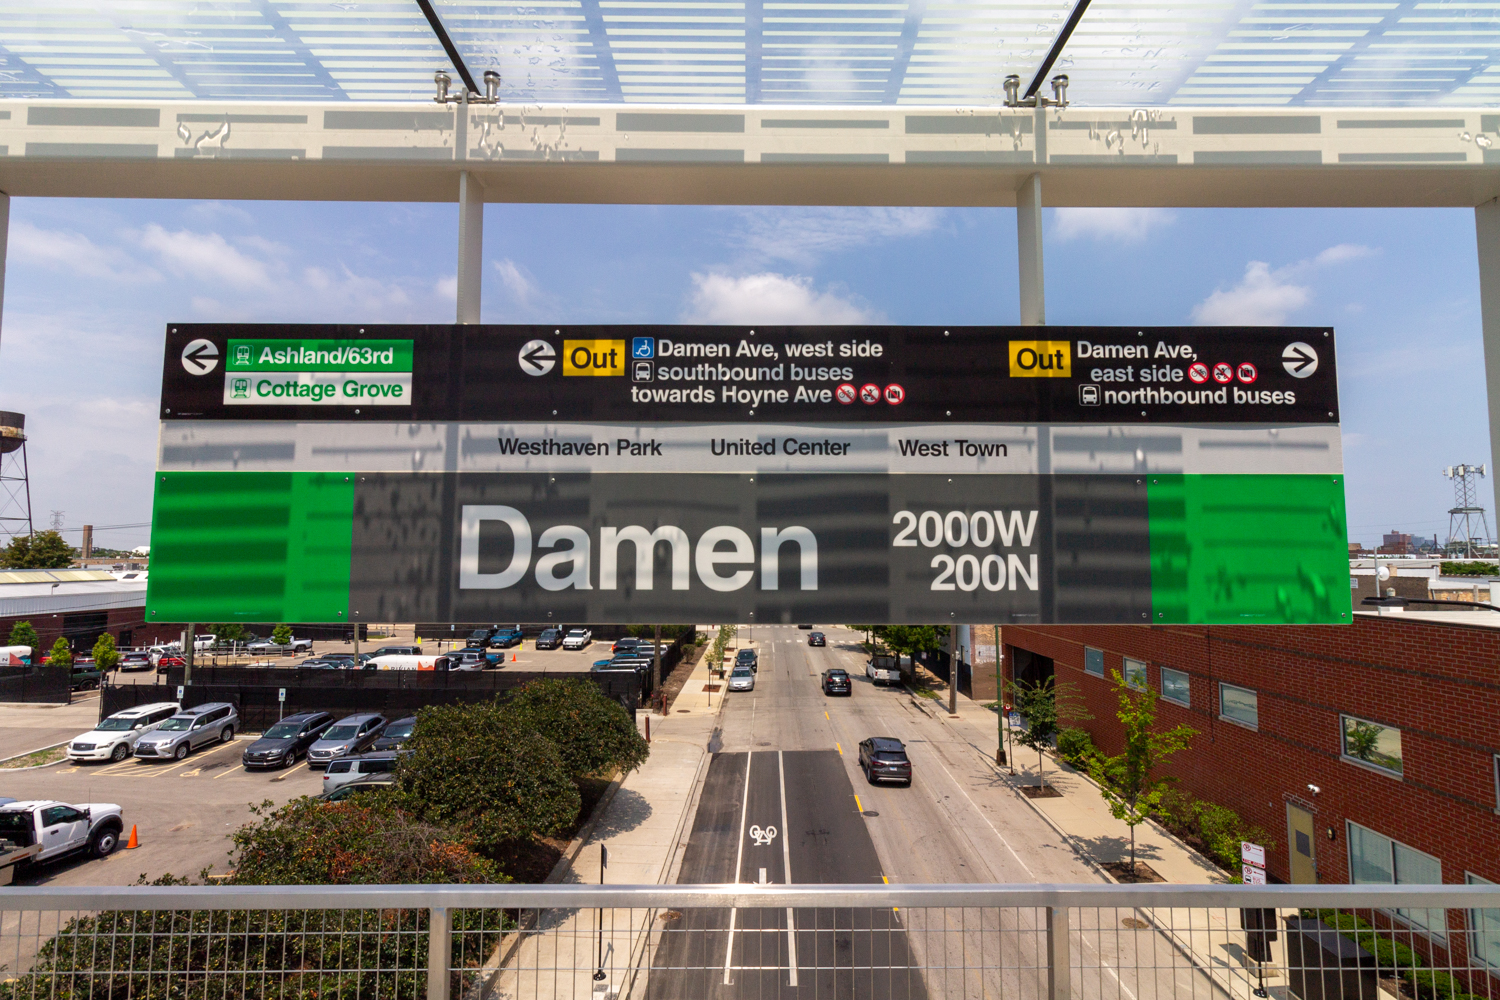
[148,324,1351,627]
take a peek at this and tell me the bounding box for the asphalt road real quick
[653,626,1222,1000]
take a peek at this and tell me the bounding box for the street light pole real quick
[994,623,1006,765]
[948,627,958,715]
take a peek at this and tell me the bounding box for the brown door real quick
[1287,803,1317,883]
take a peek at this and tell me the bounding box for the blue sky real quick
[0,198,1486,554]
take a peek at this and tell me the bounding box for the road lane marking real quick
[723,751,753,985]
[835,743,842,756]
[212,764,244,780]
[824,711,829,720]
[777,750,798,987]
[854,794,863,812]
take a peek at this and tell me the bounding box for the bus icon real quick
[1079,384,1099,406]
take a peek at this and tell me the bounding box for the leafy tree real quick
[503,677,649,780]
[92,633,120,672]
[1344,719,1382,762]
[6,620,39,651]
[1008,675,1090,788]
[0,530,75,569]
[397,700,581,854]
[46,636,73,671]
[209,623,251,644]
[271,623,292,645]
[1088,672,1197,872]
[230,797,504,885]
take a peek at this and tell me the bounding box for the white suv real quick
[67,702,181,763]
[562,628,592,650]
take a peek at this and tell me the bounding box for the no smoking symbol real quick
[1188,363,1208,384]
[860,384,881,404]
[836,383,857,405]
[1212,362,1234,384]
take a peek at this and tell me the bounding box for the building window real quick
[1123,657,1147,691]
[1161,667,1190,707]
[1348,821,1447,942]
[1468,873,1499,971]
[1340,715,1403,777]
[1084,647,1104,677]
[1219,683,1258,728]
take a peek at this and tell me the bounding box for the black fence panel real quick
[0,667,72,704]
[100,668,642,732]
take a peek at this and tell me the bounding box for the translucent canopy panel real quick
[0,0,1496,105]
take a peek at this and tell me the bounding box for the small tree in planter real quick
[1088,671,1197,876]
[46,637,73,671]
[92,633,121,672]
[1007,676,1089,790]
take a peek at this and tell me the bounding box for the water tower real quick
[0,412,34,542]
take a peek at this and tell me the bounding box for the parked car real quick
[368,645,419,658]
[465,627,497,648]
[535,628,563,650]
[241,711,333,770]
[562,628,593,650]
[306,714,386,769]
[132,703,239,761]
[321,772,396,801]
[247,638,312,655]
[295,657,342,669]
[322,752,399,795]
[441,649,492,671]
[857,737,912,786]
[736,648,758,673]
[0,800,126,876]
[67,702,181,763]
[797,624,814,629]
[867,655,901,686]
[808,632,826,647]
[822,668,851,695]
[371,716,415,751]
[612,637,640,654]
[727,666,755,692]
[319,652,374,669]
[155,655,185,674]
[69,665,102,691]
[489,628,524,649]
[119,651,153,671]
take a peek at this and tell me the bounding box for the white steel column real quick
[456,171,484,324]
[1477,201,1500,501]
[1017,173,1045,326]
[0,191,9,348]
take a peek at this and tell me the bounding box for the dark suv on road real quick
[535,628,563,650]
[822,668,851,695]
[465,627,497,648]
[858,737,912,786]
[736,649,758,673]
[808,632,826,647]
[242,711,333,770]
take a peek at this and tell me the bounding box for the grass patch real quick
[0,746,66,769]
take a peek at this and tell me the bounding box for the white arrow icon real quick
[181,338,220,376]
[1282,342,1318,378]
[519,339,556,376]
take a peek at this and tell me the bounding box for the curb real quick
[0,741,70,770]
[544,770,625,884]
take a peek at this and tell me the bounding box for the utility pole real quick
[948,627,959,715]
[652,625,662,712]
[994,623,1006,765]
[183,622,195,690]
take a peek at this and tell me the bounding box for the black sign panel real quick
[159,324,1339,424]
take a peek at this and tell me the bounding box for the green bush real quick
[1056,727,1096,766]
[6,620,38,651]
[45,636,72,671]
[502,677,649,780]
[91,633,120,672]
[1150,788,1274,871]
[1441,561,1497,577]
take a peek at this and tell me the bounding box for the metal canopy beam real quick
[2,102,1498,208]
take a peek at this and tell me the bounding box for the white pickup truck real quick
[866,654,902,686]
[0,800,125,884]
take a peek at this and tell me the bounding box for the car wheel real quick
[110,743,129,763]
[220,726,234,743]
[865,764,876,785]
[91,827,119,858]
[173,743,190,761]
[283,751,297,769]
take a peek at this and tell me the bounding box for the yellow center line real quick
[854,794,863,812]
[835,742,842,756]
[824,711,829,720]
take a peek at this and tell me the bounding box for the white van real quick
[368,654,441,671]
[0,646,31,667]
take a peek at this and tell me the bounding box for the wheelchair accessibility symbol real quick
[749,824,778,846]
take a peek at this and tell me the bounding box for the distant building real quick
[1380,529,1415,554]
[1348,542,1372,557]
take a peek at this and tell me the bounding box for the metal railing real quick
[0,884,1496,1000]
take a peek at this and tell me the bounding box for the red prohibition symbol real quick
[884,383,905,405]
[1212,362,1234,384]
[836,383,857,404]
[1188,362,1209,384]
[860,383,881,404]
[1236,362,1258,384]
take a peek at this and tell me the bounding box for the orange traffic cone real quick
[512,653,518,662]
[125,825,139,849]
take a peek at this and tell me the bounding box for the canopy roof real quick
[4,0,1497,108]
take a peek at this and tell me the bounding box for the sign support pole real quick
[948,627,958,715]
[1475,198,1500,496]
[457,170,484,324]
[1017,173,1045,326]
[652,624,662,712]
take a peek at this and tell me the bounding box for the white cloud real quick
[9,221,160,282]
[435,275,458,300]
[733,208,943,266]
[136,223,273,288]
[1190,243,1378,326]
[494,258,539,305]
[1052,207,1176,243]
[682,272,879,325]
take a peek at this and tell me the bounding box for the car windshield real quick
[158,717,193,731]
[875,751,907,761]
[96,718,137,731]
[383,722,415,739]
[323,725,359,740]
[731,668,752,677]
[828,670,847,677]
[567,630,586,637]
[262,723,303,739]
[737,652,754,661]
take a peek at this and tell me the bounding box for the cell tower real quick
[0,411,34,542]
[1443,464,1492,558]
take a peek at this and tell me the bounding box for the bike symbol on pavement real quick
[749,824,778,846]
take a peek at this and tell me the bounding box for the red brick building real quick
[1003,612,1500,971]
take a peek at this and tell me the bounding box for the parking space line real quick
[212,764,244,780]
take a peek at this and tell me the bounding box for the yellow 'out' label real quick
[562,340,626,376]
[1008,341,1072,377]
